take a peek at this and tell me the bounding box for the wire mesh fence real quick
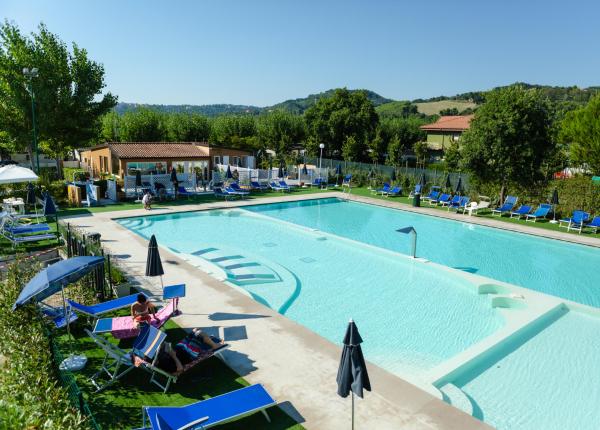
[41,319,101,430]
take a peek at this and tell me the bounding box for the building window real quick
[126,161,167,175]
[213,156,221,165]
[231,156,240,166]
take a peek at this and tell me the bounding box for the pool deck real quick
[63,192,498,430]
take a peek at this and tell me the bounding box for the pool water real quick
[118,208,503,378]
[440,307,600,430]
[246,198,600,307]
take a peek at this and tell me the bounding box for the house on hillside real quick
[79,142,253,178]
[420,115,473,157]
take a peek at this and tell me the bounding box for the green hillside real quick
[268,89,392,114]
[415,100,477,116]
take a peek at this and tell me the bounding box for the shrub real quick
[0,259,86,429]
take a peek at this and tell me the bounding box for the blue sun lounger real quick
[40,302,78,329]
[214,187,239,200]
[560,210,590,234]
[269,181,289,192]
[68,293,144,319]
[491,195,518,216]
[448,196,470,211]
[384,186,402,197]
[376,183,391,195]
[408,184,422,198]
[525,203,552,222]
[430,193,450,206]
[584,216,600,234]
[135,384,276,430]
[510,205,533,219]
[440,195,460,208]
[250,181,268,191]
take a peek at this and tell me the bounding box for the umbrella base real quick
[60,354,87,372]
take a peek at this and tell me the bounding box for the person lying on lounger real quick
[154,328,225,373]
[131,294,158,327]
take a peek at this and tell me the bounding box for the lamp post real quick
[23,67,40,173]
[319,143,325,187]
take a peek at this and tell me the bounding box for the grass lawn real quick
[58,319,303,430]
[348,187,600,240]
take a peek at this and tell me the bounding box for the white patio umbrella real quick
[0,165,38,184]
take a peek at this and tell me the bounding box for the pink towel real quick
[111,301,175,339]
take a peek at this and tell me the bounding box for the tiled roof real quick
[420,115,474,132]
[106,142,210,159]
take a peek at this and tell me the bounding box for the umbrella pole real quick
[352,392,354,430]
[61,286,73,344]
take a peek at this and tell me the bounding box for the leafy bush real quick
[0,259,86,429]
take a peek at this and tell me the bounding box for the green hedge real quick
[0,259,89,429]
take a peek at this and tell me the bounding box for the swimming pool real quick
[246,198,600,307]
[118,208,504,379]
[438,306,600,430]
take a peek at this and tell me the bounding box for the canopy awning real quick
[0,165,38,184]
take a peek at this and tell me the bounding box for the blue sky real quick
[3,0,599,106]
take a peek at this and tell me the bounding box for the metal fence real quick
[214,163,328,185]
[303,156,471,190]
[41,317,101,430]
[123,172,198,198]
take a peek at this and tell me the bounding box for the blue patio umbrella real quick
[226,165,233,179]
[13,256,105,310]
[337,319,371,430]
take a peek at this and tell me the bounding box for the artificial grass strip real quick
[57,319,303,430]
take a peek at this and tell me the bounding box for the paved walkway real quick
[66,191,586,429]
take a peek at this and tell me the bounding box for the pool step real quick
[439,383,474,417]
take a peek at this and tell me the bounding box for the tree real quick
[100,111,121,142]
[387,135,403,167]
[119,108,165,141]
[209,115,257,151]
[444,140,461,171]
[256,110,305,158]
[439,107,459,116]
[413,141,429,168]
[166,113,211,142]
[380,117,426,164]
[460,85,555,194]
[367,130,385,163]
[559,94,600,174]
[304,88,378,159]
[0,22,116,175]
[342,135,362,162]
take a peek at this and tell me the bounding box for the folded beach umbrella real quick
[26,182,36,205]
[419,173,426,188]
[170,168,178,185]
[550,188,559,223]
[391,169,396,182]
[135,170,142,187]
[278,165,284,178]
[302,164,308,175]
[337,319,371,430]
[146,234,164,287]
[455,176,463,195]
[445,174,452,190]
[226,165,233,179]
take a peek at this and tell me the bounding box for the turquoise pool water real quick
[440,307,600,430]
[246,198,600,307]
[118,209,503,378]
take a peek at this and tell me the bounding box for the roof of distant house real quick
[81,142,250,159]
[420,115,474,132]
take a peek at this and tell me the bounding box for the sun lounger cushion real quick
[93,301,174,339]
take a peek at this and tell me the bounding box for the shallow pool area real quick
[438,306,600,430]
[118,208,504,378]
[246,198,600,307]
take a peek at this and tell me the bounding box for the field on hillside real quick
[415,100,477,115]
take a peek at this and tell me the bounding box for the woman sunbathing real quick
[155,328,225,373]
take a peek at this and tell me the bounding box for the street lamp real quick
[318,143,325,187]
[23,67,40,173]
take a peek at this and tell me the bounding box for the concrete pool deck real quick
[64,192,495,430]
[61,192,598,429]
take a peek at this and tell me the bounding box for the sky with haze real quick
[2,0,599,106]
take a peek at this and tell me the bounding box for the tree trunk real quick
[499,183,506,205]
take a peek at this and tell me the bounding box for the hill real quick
[114,103,261,116]
[268,89,393,114]
[414,100,477,116]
